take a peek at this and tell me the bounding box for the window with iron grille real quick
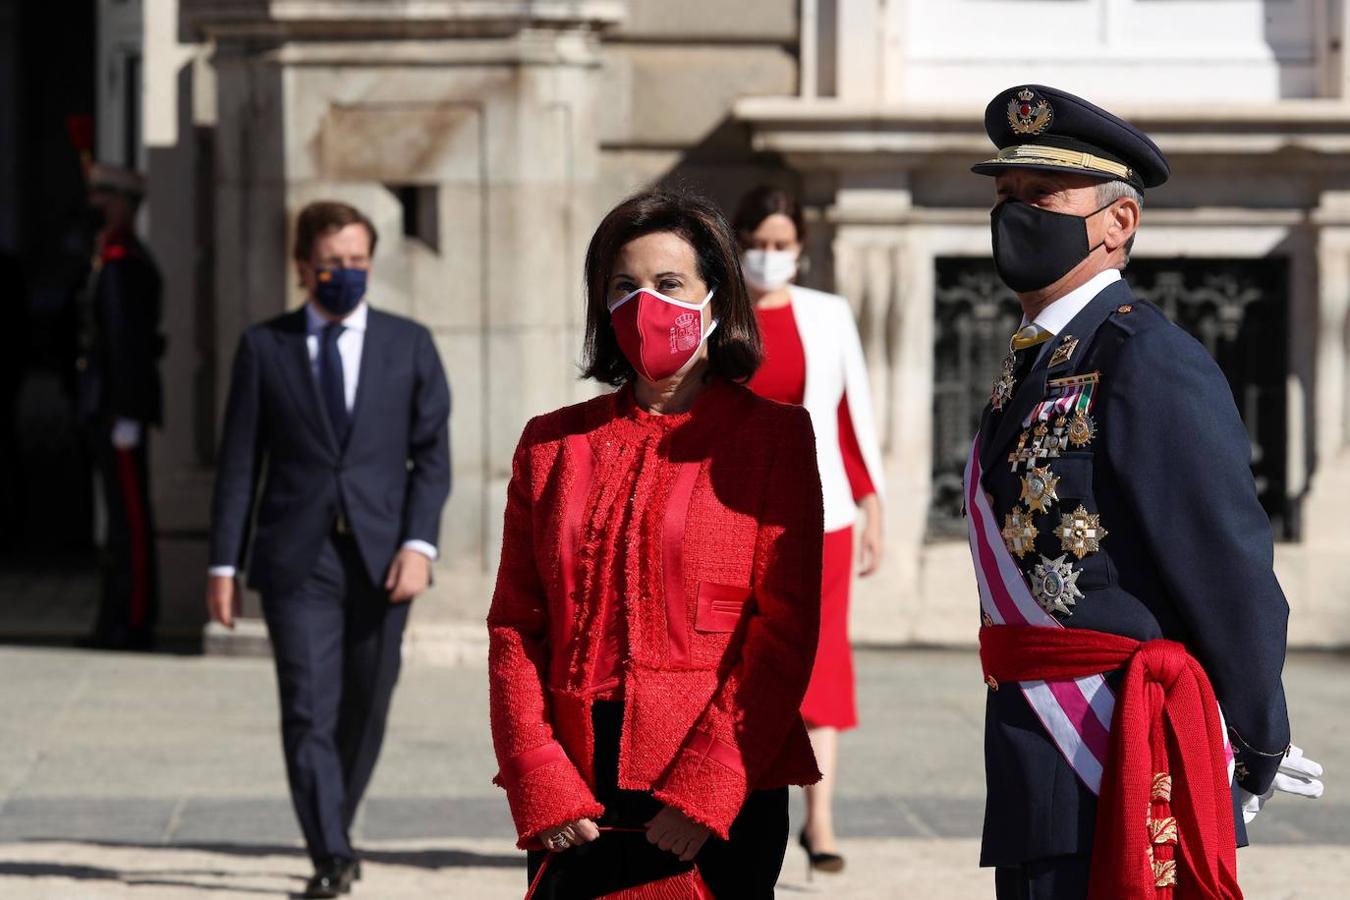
[928,257,1294,541]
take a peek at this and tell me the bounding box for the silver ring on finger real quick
[549,833,571,851]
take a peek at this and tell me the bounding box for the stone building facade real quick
[14,0,1348,650]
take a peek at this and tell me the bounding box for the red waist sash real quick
[979,625,1241,900]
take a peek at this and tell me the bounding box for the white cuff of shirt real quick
[208,565,237,578]
[400,539,438,562]
[111,418,143,449]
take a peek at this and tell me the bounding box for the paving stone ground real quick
[0,644,1345,898]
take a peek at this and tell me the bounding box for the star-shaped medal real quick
[1031,554,1083,616]
[1055,505,1108,559]
[1020,465,1060,513]
[1067,412,1097,447]
[1001,509,1038,559]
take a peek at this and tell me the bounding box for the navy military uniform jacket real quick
[977,277,1291,866]
[78,227,164,426]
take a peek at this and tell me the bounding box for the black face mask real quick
[991,198,1114,293]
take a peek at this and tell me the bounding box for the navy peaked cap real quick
[971,84,1169,190]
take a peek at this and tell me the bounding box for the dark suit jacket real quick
[977,278,1290,866]
[209,306,451,597]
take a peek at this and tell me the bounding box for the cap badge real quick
[1008,87,1053,136]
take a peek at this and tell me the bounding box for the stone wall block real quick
[599,45,795,147]
[614,0,796,40]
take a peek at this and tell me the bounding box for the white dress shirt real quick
[208,300,437,579]
[1025,268,1122,359]
[305,299,367,413]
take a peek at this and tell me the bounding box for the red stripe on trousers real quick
[116,448,149,627]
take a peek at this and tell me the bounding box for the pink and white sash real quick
[965,438,1115,792]
[964,436,1233,794]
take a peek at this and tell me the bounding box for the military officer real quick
[77,163,164,651]
[966,85,1323,898]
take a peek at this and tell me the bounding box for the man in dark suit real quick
[207,200,450,898]
[966,86,1323,898]
[78,163,165,651]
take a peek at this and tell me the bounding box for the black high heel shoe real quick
[798,828,845,879]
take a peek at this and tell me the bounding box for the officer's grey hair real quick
[1096,180,1144,263]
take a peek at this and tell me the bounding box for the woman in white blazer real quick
[733,186,886,877]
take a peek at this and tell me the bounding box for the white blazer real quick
[787,285,886,532]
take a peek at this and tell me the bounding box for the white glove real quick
[1239,744,1324,824]
[111,418,143,450]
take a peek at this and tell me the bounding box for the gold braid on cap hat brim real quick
[979,144,1133,181]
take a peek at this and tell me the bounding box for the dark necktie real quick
[1011,342,1040,385]
[319,321,350,446]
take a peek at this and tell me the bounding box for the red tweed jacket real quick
[488,379,824,848]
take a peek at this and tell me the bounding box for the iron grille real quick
[928,258,1294,541]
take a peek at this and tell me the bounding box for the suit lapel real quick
[274,309,338,452]
[347,309,382,442]
[1052,279,1133,377]
[977,278,1132,479]
[980,353,1049,477]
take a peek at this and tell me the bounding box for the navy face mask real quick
[313,266,368,317]
[991,198,1114,293]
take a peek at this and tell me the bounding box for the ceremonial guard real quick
[965,85,1323,898]
[78,163,165,651]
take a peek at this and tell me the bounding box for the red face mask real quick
[608,287,718,382]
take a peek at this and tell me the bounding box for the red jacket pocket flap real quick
[695,582,754,633]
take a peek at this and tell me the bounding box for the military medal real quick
[1031,554,1083,616]
[1048,334,1078,368]
[1001,509,1039,559]
[1067,412,1097,447]
[1020,465,1060,513]
[1020,372,1101,454]
[990,351,1017,411]
[1056,504,1108,559]
[1008,430,1031,469]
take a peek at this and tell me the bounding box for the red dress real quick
[488,379,823,851]
[748,301,875,731]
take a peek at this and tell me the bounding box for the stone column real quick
[184,2,621,658]
[142,0,216,640]
[1279,198,1350,644]
[827,175,935,645]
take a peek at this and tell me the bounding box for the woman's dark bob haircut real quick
[731,184,806,244]
[582,188,762,386]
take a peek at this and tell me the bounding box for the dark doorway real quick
[0,0,98,571]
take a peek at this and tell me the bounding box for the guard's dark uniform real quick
[78,224,164,648]
[971,86,1291,896]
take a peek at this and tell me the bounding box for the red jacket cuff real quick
[653,734,749,840]
[493,741,605,849]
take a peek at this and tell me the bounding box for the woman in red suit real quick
[488,189,824,899]
[734,186,887,876]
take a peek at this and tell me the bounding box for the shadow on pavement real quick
[0,839,523,895]
[0,860,287,895]
[5,838,522,868]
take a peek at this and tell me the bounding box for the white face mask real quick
[741,249,799,292]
